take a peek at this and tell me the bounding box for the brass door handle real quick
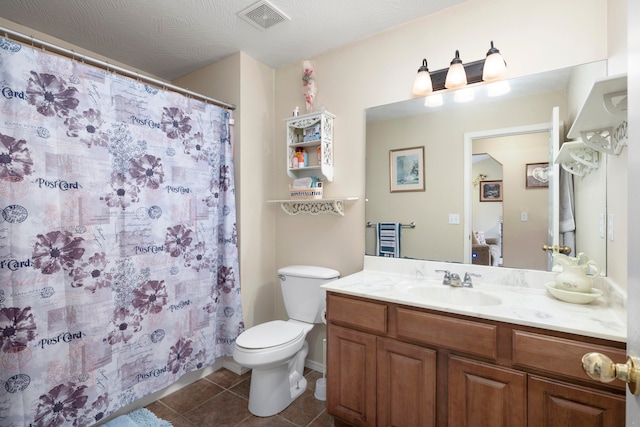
[582,352,639,395]
[541,244,571,254]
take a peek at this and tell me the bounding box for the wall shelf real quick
[286,110,335,181]
[268,197,359,216]
[554,141,599,176]
[567,74,627,154]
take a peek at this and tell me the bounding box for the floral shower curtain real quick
[0,38,243,426]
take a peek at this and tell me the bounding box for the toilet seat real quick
[236,320,304,350]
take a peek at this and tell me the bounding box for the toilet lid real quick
[236,320,304,350]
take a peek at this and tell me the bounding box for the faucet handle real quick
[463,272,481,287]
[435,269,451,284]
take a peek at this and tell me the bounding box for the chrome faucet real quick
[436,270,463,287]
[463,272,481,287]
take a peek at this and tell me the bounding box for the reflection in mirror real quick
[365,61,608,273]
[472,154,503,267]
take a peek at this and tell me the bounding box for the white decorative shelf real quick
[286,111,335,181]
[268,197,359,216]
[567,74,627,154]
[554,141,599,176]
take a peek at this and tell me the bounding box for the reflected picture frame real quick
[526,162,550,188]
[479,180,503,202]
[389,146,425,192]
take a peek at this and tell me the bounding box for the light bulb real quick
[454,87,474,103]
[445,50,467,89]
[424,93,443,107]
[482,41,507,82]
[412,59,433,96]
[487,80,511,97]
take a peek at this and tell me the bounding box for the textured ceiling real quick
[0,0,465,81]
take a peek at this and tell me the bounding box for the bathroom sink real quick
[404,286,502,307]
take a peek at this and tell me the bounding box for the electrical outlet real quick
[521,212,528,222]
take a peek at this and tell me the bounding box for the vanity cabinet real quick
[285,110,334,182]
[448,356,526,426]
[326,292,626,427]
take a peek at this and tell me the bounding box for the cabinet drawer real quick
[512,330,626,390]
[327,294,387,334]
[396,308,497,359]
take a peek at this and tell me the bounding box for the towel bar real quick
[366,221,416,229]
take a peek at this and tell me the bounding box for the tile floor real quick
[145,367,335,426]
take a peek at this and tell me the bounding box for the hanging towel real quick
[376,222,402,257]
[559,168,576,256]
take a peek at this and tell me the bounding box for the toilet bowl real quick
[233,265,339,417]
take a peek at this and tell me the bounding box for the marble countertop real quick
[321,257,627,343]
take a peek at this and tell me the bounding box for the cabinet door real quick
[528,376,625,427]
[448,356,526,427]
[327,324,377,427]
[377,338,437,427]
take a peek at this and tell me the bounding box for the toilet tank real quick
[278,265,340,323]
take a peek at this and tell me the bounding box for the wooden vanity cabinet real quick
[326,292,626,427]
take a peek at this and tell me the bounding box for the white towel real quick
[376,222,401,257]
[559,168,575,233]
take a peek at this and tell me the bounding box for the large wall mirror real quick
[365,61,609,274]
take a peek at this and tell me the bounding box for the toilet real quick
[233,265,339,417]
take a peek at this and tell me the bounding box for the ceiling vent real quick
[238,0,290,31]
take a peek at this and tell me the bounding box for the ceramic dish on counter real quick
[545,282,603,304]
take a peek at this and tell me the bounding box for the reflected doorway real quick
[472,154,503,266]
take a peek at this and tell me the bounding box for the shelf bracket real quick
[580,120,627,155]
[555,141,600,177]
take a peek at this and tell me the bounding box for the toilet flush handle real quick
[279,274,286,281]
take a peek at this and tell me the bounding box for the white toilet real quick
[233,265,339,417]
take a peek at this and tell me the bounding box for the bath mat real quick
[102,408,173,427]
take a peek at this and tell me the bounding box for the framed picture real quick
[479,180,503,202]
[389,146,425,192]
[526,162,550,188]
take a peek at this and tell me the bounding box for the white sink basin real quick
[404,286,502,307]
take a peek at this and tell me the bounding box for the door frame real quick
[463,122,558,265]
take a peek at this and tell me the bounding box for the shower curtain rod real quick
[0,25,236,110]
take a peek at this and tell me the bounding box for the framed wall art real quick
[479,180,503,202]
[389,146,425,192]
[526,162,550,188]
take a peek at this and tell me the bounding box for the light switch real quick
[448,214,460,224]
[521,212,528,222]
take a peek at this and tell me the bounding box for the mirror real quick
[365,61,608,273]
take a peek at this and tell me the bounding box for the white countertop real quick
[322,256,627,343]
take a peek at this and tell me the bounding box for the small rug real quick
[102,408,173,427]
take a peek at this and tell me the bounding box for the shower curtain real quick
[0,38,243,426]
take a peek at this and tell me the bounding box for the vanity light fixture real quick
[454,87,475,103]
[482,41,507,82]
[411,59,433,96]
[411,41,508,97]
[424,93,443,107]
[445,50,468,89]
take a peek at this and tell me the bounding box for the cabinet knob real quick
[582,352,639,395]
